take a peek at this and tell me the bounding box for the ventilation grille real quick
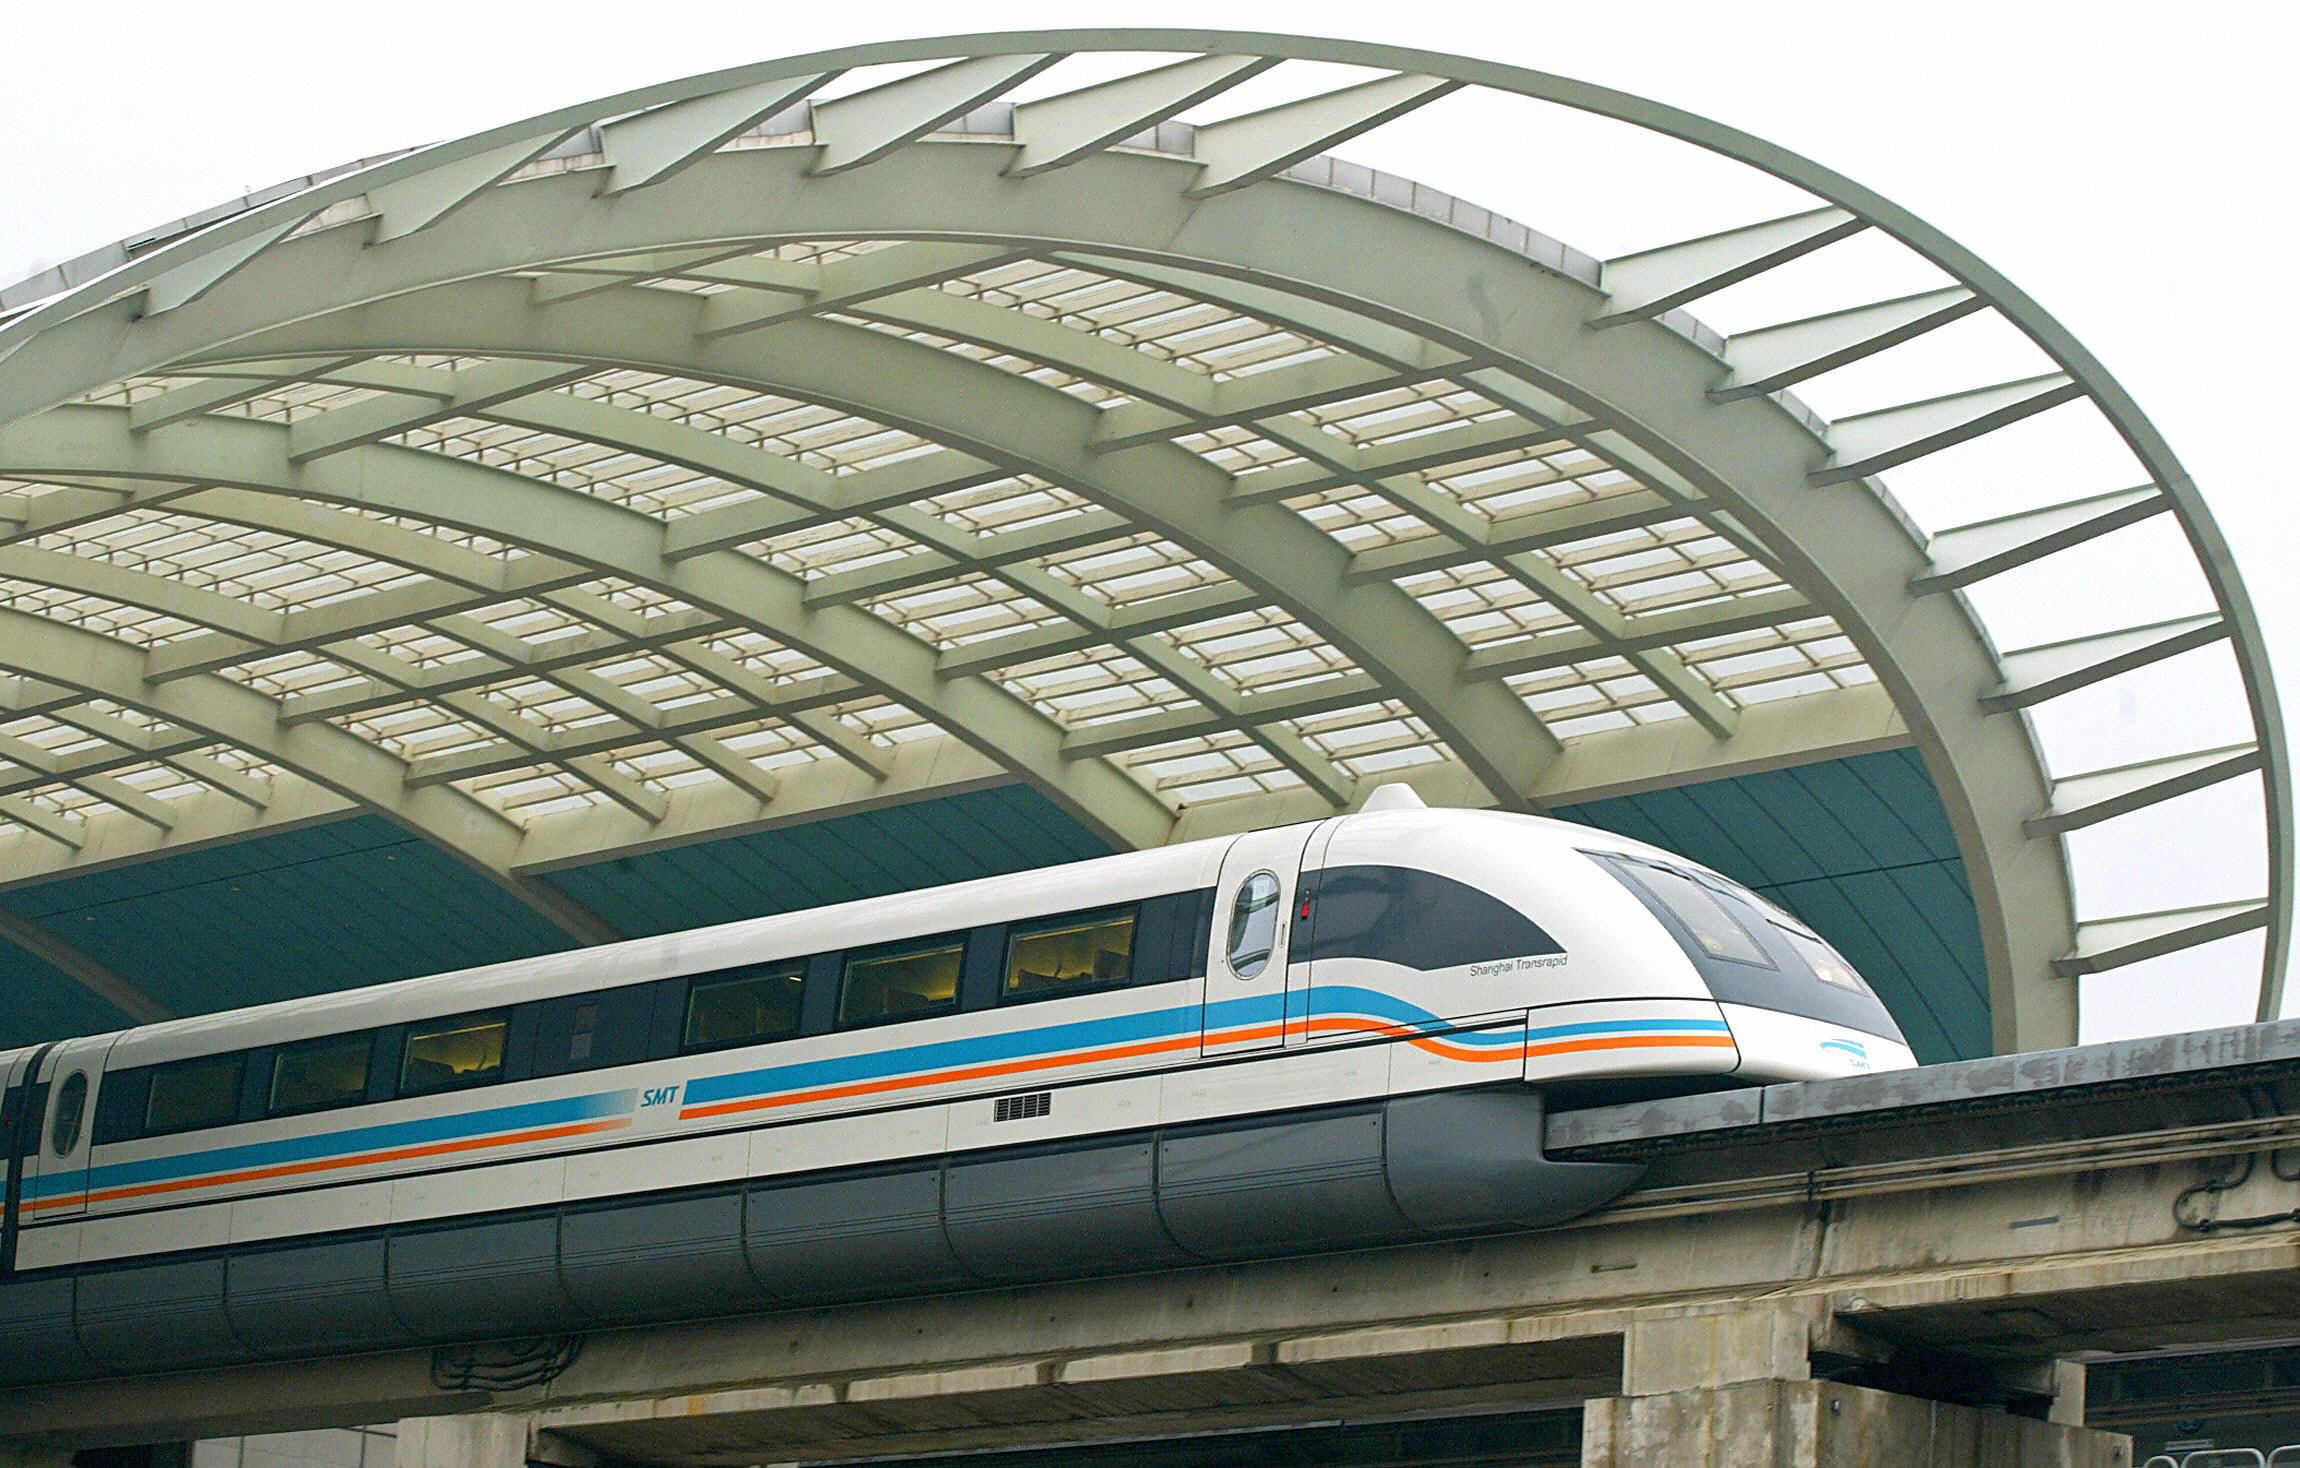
[993,1091,1052,1123]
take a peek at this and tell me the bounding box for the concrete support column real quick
[394,1415,531,1468]
[1582,1309,2132,1467]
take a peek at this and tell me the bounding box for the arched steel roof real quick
[0,30,2282,1054]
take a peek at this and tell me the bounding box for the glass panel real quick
[146,1054,243,1135]
[1005,908,1137,1001]
[1617,861,1775,968]
[839,940,964,1026]
[49,1071,86,1156]
[400,1012,508,1096]
[1226,871,1283,979]
[270,1033,373,1114]
[685,965,805,1050]
[1780,926,1877,996]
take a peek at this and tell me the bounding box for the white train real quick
[0,789,1913,1383]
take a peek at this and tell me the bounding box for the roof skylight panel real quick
[1176,427,1304,476]
[470,768,600,819]
[223,379,390,424]
[1173,615,1354,695]
[343,511,521,562]
[1729,671,1844,706]
[1291,490,1434,552]
[1042,536,1224,609]
[825,695,931,743]
[0,585,199,647]
[865,573,1052,649]
[693,630,832,687]
[714,720,823,766]
[225,655,365,701]
[341,705,495,762]
[914,474,1084,534]
[81,375,201,409]
[1003,654,1182,728]
[747,518,917,579]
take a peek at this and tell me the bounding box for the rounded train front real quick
[1292,791,1916,1093]
[0,787,1914,1386]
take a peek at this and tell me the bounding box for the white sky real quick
[1,0,2295,1042]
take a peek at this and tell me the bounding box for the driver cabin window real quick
[1225,872,1282,979]
[400,1011,508,1096]
[1607,858,1775,968]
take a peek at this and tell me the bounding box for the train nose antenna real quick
[1357,783,1427,813]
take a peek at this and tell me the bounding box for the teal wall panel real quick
[1558,746,1990,1062]
[0,752,1988,1062]
[0,818,574,1042]
[0,942,136,1046]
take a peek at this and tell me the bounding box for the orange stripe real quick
[23,1117,630,1213]
[1298,1015,1520,1062]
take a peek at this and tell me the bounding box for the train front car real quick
[1295,801,1915,1092]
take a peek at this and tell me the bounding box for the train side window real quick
[1225,872,1283,979]
[399,1011,509,1096]
[269,1032,374,1116]
[684,963,805,1051]
[145,1053,246,1136]
[838,937,964,1027]
[1004,907,1137,1003]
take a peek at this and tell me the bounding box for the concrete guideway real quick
[19,1019,2300,1462]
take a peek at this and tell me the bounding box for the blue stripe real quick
[682,999,1220,1105]
[28,1088,636,1202]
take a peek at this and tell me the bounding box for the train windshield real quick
[1588,851,1901,1039]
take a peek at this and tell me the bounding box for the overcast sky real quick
[2,0,2295,1039]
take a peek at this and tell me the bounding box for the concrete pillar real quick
[393,1415,530,1468]
[1583,1309,2133,1467]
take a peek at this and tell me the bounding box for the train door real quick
[21,1035,115,1220]
[1201,824,1317,1058]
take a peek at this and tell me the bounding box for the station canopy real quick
[0,30,2283,1058]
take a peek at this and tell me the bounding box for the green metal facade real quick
[0,752,1987,1062]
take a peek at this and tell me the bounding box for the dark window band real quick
[1297,865,1563,972]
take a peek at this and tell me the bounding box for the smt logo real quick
[1819,1038,1872,1071]
[641,1084,682,1108]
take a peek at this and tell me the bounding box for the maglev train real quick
[0,787,1913,1385]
